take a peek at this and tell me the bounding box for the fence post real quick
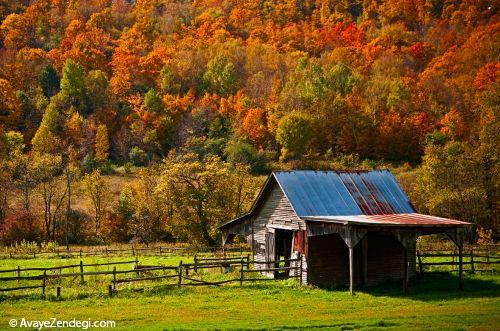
[159,246,162,255]
[299,253,303,285]
[246,254,250,270]
[42,270,47,296]
[108,284,113,297]
[113,267,117,290]
[79,249,82,258]
[33,252,36,258]
[79,260,84,283]
[132,246,135,257]
[178,261,183,288]
[240,258,244,286]
[17,266,20,279]
[194,255,198,273]
[417,250,423,277]
[105,247,108,256]
[56,287,61,298]
[470,248,475,274]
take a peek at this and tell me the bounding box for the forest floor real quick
[0,255,499,330]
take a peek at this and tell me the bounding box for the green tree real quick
[159,65,180,94]
[157,154,256,245]
[203,54,239,96]
[31,124,58,154]
[85,70,109,111]
[82,170,110,232]
[143,88,163,113]
[60,59,85,109]
[120,167,166,245]
[39,64,60,97]
[276,112,314,160]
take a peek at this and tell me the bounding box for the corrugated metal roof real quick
[303,213,471,227]
[273,170,414,217]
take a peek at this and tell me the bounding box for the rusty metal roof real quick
[303,213,471,227]
[218,170,471,230]
[273,170,414,217]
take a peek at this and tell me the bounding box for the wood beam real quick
[349,245,354,295]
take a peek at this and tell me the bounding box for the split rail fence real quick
[417,247,499,275]
[1,245,246,259]
[0,255,302,297]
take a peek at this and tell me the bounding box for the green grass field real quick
[0,255,499,330]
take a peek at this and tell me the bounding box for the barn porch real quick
[305,214,473,294]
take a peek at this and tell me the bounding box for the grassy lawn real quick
[0,256,498,330]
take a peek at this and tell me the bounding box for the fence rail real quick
[0,256,301,296]
[0,245,248,259]
[417,248,499,274]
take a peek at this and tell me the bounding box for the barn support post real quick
[445,228,468,290]
[349,245,354,295]
[392,230,418,293]
[334,226,365,295]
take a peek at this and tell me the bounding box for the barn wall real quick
[250,182,305,276]
[307,233,363,287]
[306,231,416,287]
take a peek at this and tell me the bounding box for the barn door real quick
[265,230,275,270]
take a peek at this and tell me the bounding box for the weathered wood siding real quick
[250,182,305,276]
[307,231,416,287]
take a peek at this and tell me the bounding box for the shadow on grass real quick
[355,272,500,301]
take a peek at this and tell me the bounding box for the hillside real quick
[0,1,498,245]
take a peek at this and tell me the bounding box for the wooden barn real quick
[218,170,472,292]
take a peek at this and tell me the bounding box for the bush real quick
[81,152,98,173]
[224,139,266,173]
[129,147,149,166]
[0,212,42,244]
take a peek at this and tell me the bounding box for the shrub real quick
[129,147,149,166]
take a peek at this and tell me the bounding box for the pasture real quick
[0,250,499,330]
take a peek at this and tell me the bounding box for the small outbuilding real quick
[218,170,472,292]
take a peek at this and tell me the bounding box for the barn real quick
[218,170,472,292]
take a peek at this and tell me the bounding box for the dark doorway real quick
[274,229,293,278]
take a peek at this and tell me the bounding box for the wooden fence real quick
[417,247,499,274]
[1,245,247,259]
[0,255,301,297]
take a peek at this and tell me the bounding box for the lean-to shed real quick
[218,170,472,292]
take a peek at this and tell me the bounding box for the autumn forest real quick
[0,0,498,246]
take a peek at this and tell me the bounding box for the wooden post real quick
[113,267,116,290]
[185,264,189,276]
[159,246,162,255]
[79,249,82,258]
[470,248,475,274]
[458,245,463,290]
[56,286,61,298]
[246,254,250,270]
[178,261,182,288]
[17,266,20,279]
[79,260,84,283]
[403,247,408,293]
[105,247,108,256]
[349,245,354,295]
[132,246,135,257]
[42,270,47,296]
[33,252,36,258]
[299,253,303,285]
[417,250,423,277]
[240,258,244,286]
[194,255,198,273]
[108,284,113,297]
